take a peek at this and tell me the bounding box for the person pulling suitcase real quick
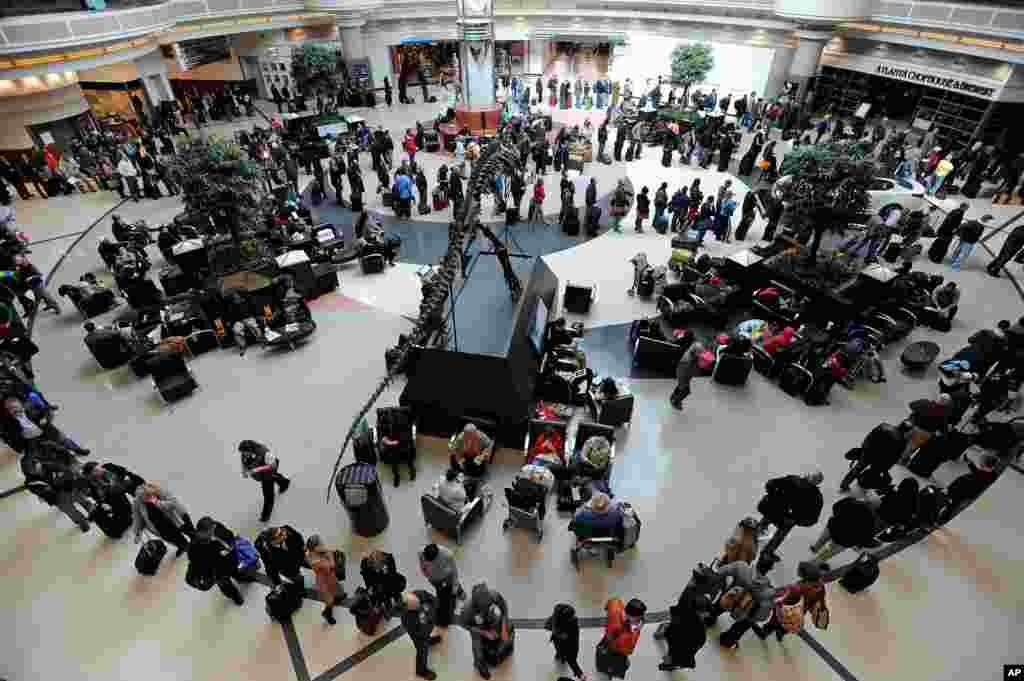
[239,439,291,522]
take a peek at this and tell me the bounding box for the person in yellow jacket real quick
[928,156,955,195]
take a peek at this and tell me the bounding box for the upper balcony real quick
[0,0,177,54]
[871,0,1024,41]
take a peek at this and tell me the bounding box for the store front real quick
[79,80,148,133]
[816,37,1015,151]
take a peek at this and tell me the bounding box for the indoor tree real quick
[774,143,875,265]
[669,43,714,106]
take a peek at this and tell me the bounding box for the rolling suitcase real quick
[85,332,133,369]
[779,364,813,397]
[839,553,880,593]
[135,538,167,576]
[432,189,448,211]
[266,582,304,621]
[418,202,431,215]
[928,235,953,264]
[595,640,630,679]
[360,254,385,274]
[350,192,364,212]
[382,192,395,208]
[78,287,117,318]
[563,209,580,236]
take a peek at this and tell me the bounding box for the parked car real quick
[773,175,925,217]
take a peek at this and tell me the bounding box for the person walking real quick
[717,190,737,243]
[597,120,608,160]
[418,543,460,626]
[988,222,1024,277]
[510,172,526,217]
[670,340,703,410]
[116,155,140,201]
[238,439,291,523]
[459,582,513,679]
[306,534,344,625]
[734,190,761,241]
[187,516,248,605]
[754,471,824,570]
[255,524,306,586]
[401,590,444,679]
[545,603,586,680]
[634,186,650,233]
[695,196,716,244]
[714,561,776,649]
[449,170,464,217]
[653,590,706,671]
[754,561,828,641]
[609,181,628,233]
[669,185,689,233]
[653,182,669,229]
[528,178,546,225]
[809,494,881,563]
[283,154,299,195]
[21,453,95,532]
[950,214,992,271]
[131,481,195,554]
[598,597,646,677]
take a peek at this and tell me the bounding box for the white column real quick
[527,39,545,74]
[363,27,393,87]
[789,31,830,107]
[763,46,795,101]
[339,25,366,61]
[134,48,174,105]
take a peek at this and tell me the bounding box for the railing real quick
[0,0,167,19]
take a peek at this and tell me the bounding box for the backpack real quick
[135,539,167,576]
[232,537,260,572]
[266,582,304,621]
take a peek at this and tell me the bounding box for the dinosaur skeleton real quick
[327,130,525,501]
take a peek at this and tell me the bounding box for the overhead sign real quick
[401,36,434,45]
[875,64,997,99]
[317,122,349,137]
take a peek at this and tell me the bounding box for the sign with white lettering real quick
[875,65,996,99]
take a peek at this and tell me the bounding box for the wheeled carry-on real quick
[596,639,630,679]
[361,253,385,274]
[266,582,304,621]
[900,341,940,372]
[839,553,880,593]
[928,235,953,264]
[85,332,133,369]
[91,501,132,538]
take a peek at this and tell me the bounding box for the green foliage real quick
[774,146,876,262]
[669,43,714,89]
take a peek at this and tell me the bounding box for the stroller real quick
[502,473,550,542]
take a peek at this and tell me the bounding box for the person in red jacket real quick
[403,130,418,166]
[598,597,646,677]
[528,179,546,225]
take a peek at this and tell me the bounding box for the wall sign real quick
[173,37,231,72]
[875,65,996,99]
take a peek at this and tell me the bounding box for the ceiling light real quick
[881,26,917,36]
[920,31,957,42]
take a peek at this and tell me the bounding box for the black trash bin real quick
[335,462,390,537]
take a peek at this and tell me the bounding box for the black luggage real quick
[661,147,673,168]
[122,279,162,309]
[961,177,980,199]
[427,95,438,103]
[883,241,901,263]
[804,375,834,406]
[266,582,304,621]
[563,209,580,236]
[778,364,812,397]
[353,429,378,465]
[556,479,582,512]
[907,432,971,477]
[349,587,384,635]
[839,553,880,593]
[928,235,953,264]
[186,329,219,356]
[361,254,385,274]
[418,202,431,215]
[506,207,520,225]
[382,191,395,208]
[135,538,167,576]
[85,332,133,369]
[350,192,364,212]
[91,501,132,538]
[595,639,630,679]
[159,265,191,297]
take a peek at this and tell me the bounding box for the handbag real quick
[810,599,830,630]
[778,592,805,633]
[334,549,346,581]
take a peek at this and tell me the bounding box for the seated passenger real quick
[436,467,470,512]
[450,423,494,478]
[528,426,564,465]
[575,434,611,473]
[572,492,622,537]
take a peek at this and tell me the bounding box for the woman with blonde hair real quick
[131,481,194,556]
[306,534,344,625]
